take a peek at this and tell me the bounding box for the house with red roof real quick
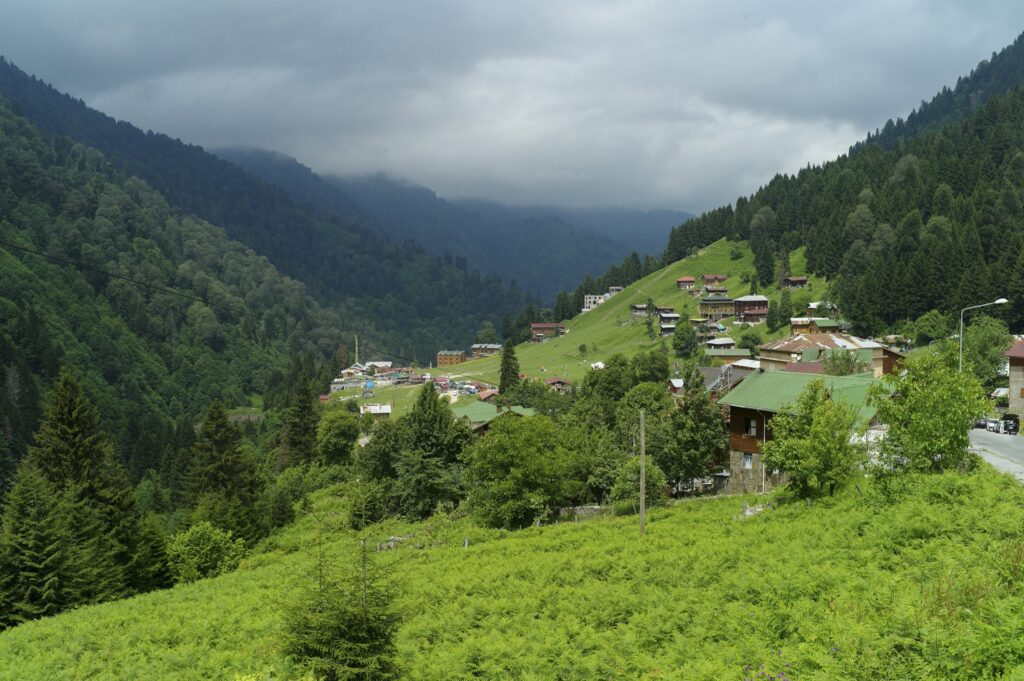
[676,276,696,290]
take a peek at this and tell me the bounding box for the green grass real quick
[6,467,1024,679]
[451,239,826,385]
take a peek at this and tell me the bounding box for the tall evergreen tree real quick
[499,344,521,394]
[279,372,320,469]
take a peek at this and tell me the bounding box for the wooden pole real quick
[639,408,646,535]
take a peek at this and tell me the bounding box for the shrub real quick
[610,457,668,506]
[166,522,246,584]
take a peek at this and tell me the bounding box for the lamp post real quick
[959,298,1008,372]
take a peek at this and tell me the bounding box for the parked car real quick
[1003,413,1020,435]
[987,418,1003,433]
[975,417,990,429]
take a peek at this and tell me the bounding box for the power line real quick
[0,236,226,310]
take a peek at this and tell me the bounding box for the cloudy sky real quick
[3,2,1024,211]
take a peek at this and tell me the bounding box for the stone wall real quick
[724,450,785,494]
[1010,359,1024,416]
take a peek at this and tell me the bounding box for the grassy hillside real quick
[453,238,825,385]
[4,467,1024,679]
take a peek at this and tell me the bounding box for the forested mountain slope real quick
[853,30,1024,153]
[0,58,527,359]
[663,84,1024,336]
[216,147,648,299]
[0,97,344,486]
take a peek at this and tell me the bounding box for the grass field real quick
[4,466,1024,680]
[451,239,826,385]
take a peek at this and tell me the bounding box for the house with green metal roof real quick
[450,400,536,434]
[716,371,879,493]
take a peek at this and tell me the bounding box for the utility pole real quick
[354,334,359,365]
[639,408,646,535]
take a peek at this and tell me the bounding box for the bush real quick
[610,457,668,506]
[347,478,395,530]
[166,522,246,584]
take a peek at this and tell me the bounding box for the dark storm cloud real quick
[2,1,1023,210]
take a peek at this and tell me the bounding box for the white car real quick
[987,418,1003,433]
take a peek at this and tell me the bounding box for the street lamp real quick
[959,297,1009,372]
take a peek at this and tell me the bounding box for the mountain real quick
[0,96,349,484]
[0,58,529,362]
[853,31,1024,153]
[216,147,684,298]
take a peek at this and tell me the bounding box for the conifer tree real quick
[499,344,521,394]
[280,373,319,468]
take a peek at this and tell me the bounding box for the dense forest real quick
[0,58,533,361]
[217,147,676,299]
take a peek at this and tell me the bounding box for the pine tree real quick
[280,373,319,468]
[499,344,521,394]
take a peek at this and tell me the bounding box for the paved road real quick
[970,429,1024,482]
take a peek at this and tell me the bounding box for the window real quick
[744,417,757,436]
[743,453,753,470]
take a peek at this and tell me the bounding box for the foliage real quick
[463,416,568,529]
[671,322,700,359]
[763,379,866,498]
[870,349,987,474]
[664,371,729,483]
[963,315,1013,388]
[609,456,668,507]
[498,345,520,394]
[165,522,245,584]
[317,411,360,467]
[281,539,399,680]
[912,309,951,346]
[822,349,870,376]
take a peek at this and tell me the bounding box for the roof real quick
[677,276,696,282]
[659,312,681,319]
[1006,340,1024,359]
[668,378,685,389]
[706,337,736,346]
[719,372,878,425]
[451,401,536,430]
[365,361,392,369]
[734,295,769,303]
[760,333,882,354]
[545,377,571,385]
[814,319,839,329]
[437,350,465,356]
[732,359,761,370]
[699,366,753,392]
[706,348,752,357]
[531,322,565,330]
[704,274,727,279]
[360,403,392,416]
[478,389,499,401]
[471,343,502,350]
[784,361,824,375]
[701,297,734,304]
[784,276,808,282]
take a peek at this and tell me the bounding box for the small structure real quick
[590,361,606,370]
[436,350,467,367]
[608,286,624,295]
[478,389,499,402]
[758,333,900,378]
[583,294,607,312]
[668,378,686,395]
[530,322,566,342]
[631,304,649,318]
[706,348,753,365]
[1006,340,1024,415]
[790,317,836,335]
[782,276,808,288]
[807,301,838,317]
[660,323,677,337]
[470,343,502,359]
[703,274,728,286]
[654,306,676,315]
[717,372,878,494]
[451,401,536,434]
[545,377,572,395]
[733,295,769,323]
[699,296,735,322]
[359,403,393,420]
[659,311,681,325]
[676,276,696,290]
[706,337,736,349]
[704,285,729,296]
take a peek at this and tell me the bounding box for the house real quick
[699,365,753,397]
[1006,341,1024,415]
[660,323,677,337]
[659,311,681,325]
[733,295,769,323]
[655,306,676,315]
[782,276,808,288]
[706,337,736,349]
[359,403,393,420]
[451,401,536,434]
[530,322,566,342]
[807,301,837,317]
[699,296,735,322]
[717,372,878,493]
[436,350,466,367]
[470,343,502,359]
[583,294,607,312]
[704,285,729,296]
[668,378,686,395]
[478,389,499,402]
[703,274,728,286]
[608,286,624,295]
[365,361,392,371]
[545,377,572,395]
[676,276,696,290]
[789,317,839,335]
[631,304,649,318]
[706,348,753,365]
[758,333,900,378]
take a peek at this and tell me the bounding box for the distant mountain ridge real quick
[216,147,692,298]
[0,57,529,361]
